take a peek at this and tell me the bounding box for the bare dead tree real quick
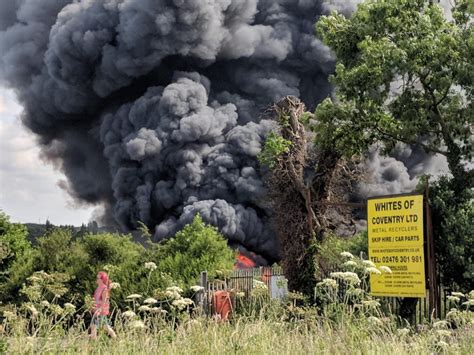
[264,96,359,293]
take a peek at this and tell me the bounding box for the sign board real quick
[270,276,288,300]
[368,194,426,297]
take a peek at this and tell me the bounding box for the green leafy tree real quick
[0,211,30,277]
[315,0,473,292]
[315,0,473,191]
[428,176,473,290]
[152,214,235,287]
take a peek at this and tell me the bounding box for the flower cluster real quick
[329,272,361,286]
[144,262,157,271]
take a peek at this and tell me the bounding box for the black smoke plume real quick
[0,0,448,260]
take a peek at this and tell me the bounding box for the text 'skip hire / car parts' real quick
[368,194,426,297]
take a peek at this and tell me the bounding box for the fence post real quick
[425,181,440,319]
[199,271,208,314]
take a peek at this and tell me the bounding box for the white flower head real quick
[126,294,142,300]
[340,251,354,259]
[365,267,382,275]
[110,282,121,289]
[150,307,167,314]
[144,262,157,271]
[64,303,76,311]
[143,297,158,305]
[379,266,392,274]
[362,300,381,308]
[41,300,50,307]
[317,278,338,290]
[447,296,460,303]
[450,292,465,298]
[25,304,39,316]
[190,285,204,292]
[138,305,151,312]
[362,260,376,268]
[122,310,136,318]
[330,272,361,286]
[462,299,474,307]
[344,260,357,267]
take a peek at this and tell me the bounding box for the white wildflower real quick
[172,298,193,310]
[166,286,183,294]
[150,307,167,314]
[365,267,382,275]
[451,292,465,298]
[164,290,181,300]
[447,296,460,303]
[343,260,357,267]
[347,288,364,297]
[143,297,158,305]
[144,262,157,271]
[253,280,267,289]
[236,292,245,298]
[379,266,392,274]
[468,290,474,300]
[3,311,17,320]
[129,320,145,330]
[462,299,474,307]
[433,320,449,329]
[362,260,376,268]
[330,272,361,286]
[109,282,121,289]
[126,294,142,300]
[41,300,50,307]
[317,278,338,290]
[122,310,136,318]
[138,305,151,312]
[64,303,76,311]
[190,285,204,292]
[340,251,354,259]
[25,304,39,316]
[362,300,381,308]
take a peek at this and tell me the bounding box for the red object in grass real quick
[213,290,232,321]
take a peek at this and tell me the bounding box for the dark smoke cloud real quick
[2,0,362,259]
[1,0,448,259]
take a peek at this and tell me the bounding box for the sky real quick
[0,87,95,225]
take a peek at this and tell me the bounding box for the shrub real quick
[149,214,235,287]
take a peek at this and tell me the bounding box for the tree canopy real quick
[315,0,473,190]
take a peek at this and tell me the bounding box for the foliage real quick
[428,176,474,291]
[315,0,473,190]
[150,214,235,288]
[0,214,234,311]
[0,211,31,278]
[258,131,292,168]
[315,233,368,279]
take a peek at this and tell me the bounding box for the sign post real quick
[367,194,426,297]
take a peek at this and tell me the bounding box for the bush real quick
[149,214,235,288]
[0,211,31,277]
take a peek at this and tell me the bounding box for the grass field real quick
[3,312,474,354]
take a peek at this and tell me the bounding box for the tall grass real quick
[3,304,473,354]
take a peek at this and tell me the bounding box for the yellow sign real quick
[368,194,426,297]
